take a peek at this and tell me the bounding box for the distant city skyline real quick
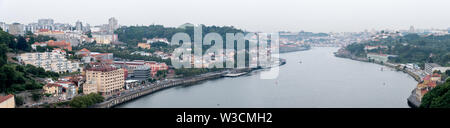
[1,0,450,33]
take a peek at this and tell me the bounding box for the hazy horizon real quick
[1,0,450,33]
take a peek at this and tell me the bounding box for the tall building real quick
[8,23,24,36]
[38,19,54,30]
[83,64,125,96]
[0,22,7,31]
[108,17,118,33]
[38,19,54,26]
[409,26,415,33]
[25,23,38,33]
[84,23,91,32]
[75,21,83,31]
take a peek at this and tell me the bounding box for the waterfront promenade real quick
[93,71,227,108]
[93,68,255,108]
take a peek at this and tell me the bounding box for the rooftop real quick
[79,48,90,52]
[87,63,118,72]
[0,94,14,104]
[432,73,441,77]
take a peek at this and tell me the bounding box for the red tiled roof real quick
[0,94,14,103]
[39,29,50,32]
[45,83,62,88]
[79,48,90,52]
[91,53,112,56]
[423,75,431,81]
[56,81,74,84]
[432,73,441,77]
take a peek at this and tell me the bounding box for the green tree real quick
[14,95,24,106]
[0,65,26,93]
[0,44,7,67]
[0,28,16,50]
[31,91,42,102]
[421,79,450,108]
[69,93,104,108]
[16,36,31,51]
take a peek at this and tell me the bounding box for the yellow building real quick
[83,65,125,96]
[430,73,441,82]
[0,94,15,108]
[43,83,61,96]
[138,43,151,49]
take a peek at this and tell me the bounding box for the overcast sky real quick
[1,0,449,32]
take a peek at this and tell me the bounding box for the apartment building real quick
[83,64,125,96]
[18,50,82,73]
[114,60,168,78]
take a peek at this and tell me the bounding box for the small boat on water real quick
[223,72,248,77]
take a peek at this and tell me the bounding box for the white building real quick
[0,22,8,31]
[425,63,450,74]
[108,17,119,33]
[146,38,169,44]
[8,23,24,36]
[92,34,118,44]
[18,50,83,73]
[131,51,152,56]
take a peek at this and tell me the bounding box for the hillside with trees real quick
[421,78,450,108]
[115,24,245,46]
[115,24,251,76]
[345,34,450,67]
[0,29,59,94]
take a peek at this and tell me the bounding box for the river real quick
[117,47,417,108]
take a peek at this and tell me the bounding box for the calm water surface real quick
[118,47,417,108]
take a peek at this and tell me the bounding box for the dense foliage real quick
[25,31,57,43]
[0,29,59,94]
[345,34,450,66]
[69,93,104,108]
[0,64,59,93]
[345,43,366,57]
[74,43,171,65]
[421,78,450,108]
[115,24,245,46]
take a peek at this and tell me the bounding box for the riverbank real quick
[94,59,287,108]
[279,46,310,53]
[334,48,421,108]
[335,49,421,81]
